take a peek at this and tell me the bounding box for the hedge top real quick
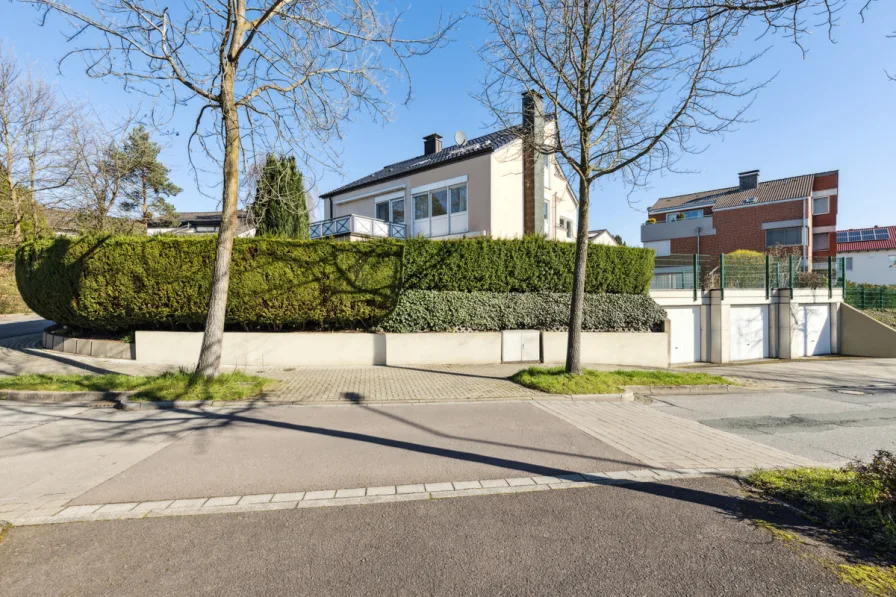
[16,235,655,331]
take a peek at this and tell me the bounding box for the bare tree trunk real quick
[565,177,590,375]
[196,72,240,377]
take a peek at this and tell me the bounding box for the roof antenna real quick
[454,130,467,146]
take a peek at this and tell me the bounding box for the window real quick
[813,232,829,251]
[890,256,896,269]
[544,157,552,188]
[391,199,405,224]
[375,201,390,222]
[449,185,467,213]
[544,200,550,222]
[845,257,853,271]
[669,209,703,221]
[414,194,429,220]
[813,196,830,215]
[558,216,573,239]
[431,189,448,217]
[766,226,802,247]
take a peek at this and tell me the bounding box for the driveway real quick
[651,388,896,464]
[680,357,896,390]
[0,477,860,597]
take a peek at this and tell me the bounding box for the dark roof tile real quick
[649,174,816,212]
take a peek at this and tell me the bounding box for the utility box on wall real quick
[502,330,541,362]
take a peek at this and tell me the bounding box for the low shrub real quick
[401,236,654,294]
[380,290,666,333]
[0,259,28,314]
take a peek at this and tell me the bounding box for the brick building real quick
[641,169,838,259]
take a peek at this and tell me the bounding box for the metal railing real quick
[845,286,896,310]
[310,214,407,240]
[651,253,846,299]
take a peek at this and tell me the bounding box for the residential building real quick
[588,229,620,246]
[316,91,579,241]
[641,169,839,258]
[836,225,896,285]
[147,211,256,237]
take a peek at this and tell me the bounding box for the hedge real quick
[16,236,402,331]
[380,291,666,333]
[402,236,654,294]
[16,235,657,331]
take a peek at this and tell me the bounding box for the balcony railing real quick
[641,215,715,242]
[310,214,407,240]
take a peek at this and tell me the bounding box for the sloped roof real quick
[321,124,538,198]
[649,174,816,212]
[837,226,896,253]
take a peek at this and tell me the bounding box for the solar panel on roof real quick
[836,231,848,243]
[875,229,890,240]
[848,231,861,242]
[861,229,876,241]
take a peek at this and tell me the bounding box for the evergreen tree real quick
[613,234,626,247]
[253,154,309,239]
[120,125,181,227]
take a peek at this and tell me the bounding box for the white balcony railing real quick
[310,214,407,240]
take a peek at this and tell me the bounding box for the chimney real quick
[739,169,759,190]
[423,133,442,155]
[522,90,546,235]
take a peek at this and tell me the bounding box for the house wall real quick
[489,140,525,238]
[811,172,838,258]
[842,250,896,285]
[670,199,805,254]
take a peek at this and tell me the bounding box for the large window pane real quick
[375,201,389,222]
[431,189,448,217]
[766,226,802,247]
[813,232,829,251]
[813,197,829,215]
[414,194,428,220]
[391,199,404,224]
[450,185,467,213]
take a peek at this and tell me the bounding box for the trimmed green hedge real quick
[16,236,402,331]
[402,237,653,294]
[15,235,657,331]
[381,291,666,333]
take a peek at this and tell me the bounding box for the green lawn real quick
[0,371,273,402]
[746,467,896,556]
[509,367,733,395]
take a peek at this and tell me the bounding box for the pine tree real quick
[120,125,181,227]
[253,154,309,239]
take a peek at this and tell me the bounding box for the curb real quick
[626,384,754,396]
[0,390,133,404]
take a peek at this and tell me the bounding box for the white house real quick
[836,225,896,285]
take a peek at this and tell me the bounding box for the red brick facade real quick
[811,172,838,258]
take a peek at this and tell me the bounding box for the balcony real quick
[310,214,407,240]
[641,216,716,243]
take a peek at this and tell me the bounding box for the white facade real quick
[841,250,896,285]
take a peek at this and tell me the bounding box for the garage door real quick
[795,305,831,357]
[666,306,701,364]
[730,306,769,362]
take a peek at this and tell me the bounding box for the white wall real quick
[843,250,896,285]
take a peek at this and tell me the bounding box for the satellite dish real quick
[454,130,467,146]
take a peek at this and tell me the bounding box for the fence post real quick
[828,256,833,299]
[693,253,698,302]
[881,287,885,310]
[788,255,794,299]
[862,287,866,310]
[765,254,770,300]
[720,254,726,301]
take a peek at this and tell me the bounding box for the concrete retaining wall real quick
[42,329,135,360]
[131,329,667,368]
[135,331,385,367]
[541,332,670,368]
[840,303,896,357]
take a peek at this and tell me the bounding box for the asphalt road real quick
[651,388,896,464]
[0,477,859,597]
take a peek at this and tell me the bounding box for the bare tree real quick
[23,0,459,376]
[0,43,79,247]
[479,0,761,374]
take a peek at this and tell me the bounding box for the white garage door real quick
[666,307,701,364]
[795,305,831,357]
[730,306,769,362]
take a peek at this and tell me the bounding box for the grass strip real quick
[0,371,273,402]
[510,366,733,395]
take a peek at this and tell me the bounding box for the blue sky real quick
[2,1,895,245]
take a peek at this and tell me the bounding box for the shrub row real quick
[16,235,658,331]
[16,236,402,331]
[380,291,666,333]
[402,237,653,294]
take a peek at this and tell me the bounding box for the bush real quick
[849,450,896,504]
[16,235,658,332]
[16,236,402,331]
[0,259,28,314]
[724,250,765,289]
[401,236,654,294]
[380,290,666,333]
